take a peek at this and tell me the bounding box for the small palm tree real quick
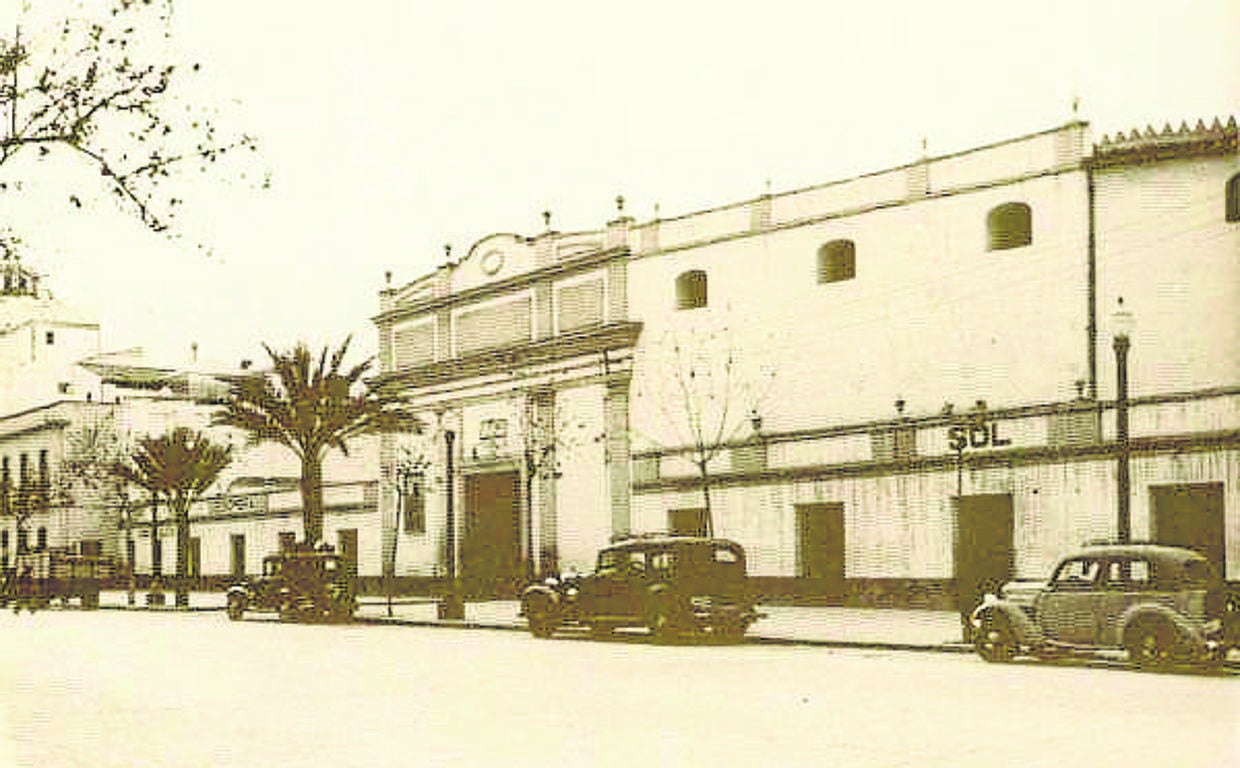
[115,428,232,608]
[213,337,420,547]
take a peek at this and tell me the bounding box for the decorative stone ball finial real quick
[542,210,552,230]
[615,195,625,214]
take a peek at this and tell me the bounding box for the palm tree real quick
[213,337,420,547]
[115,428,232,608]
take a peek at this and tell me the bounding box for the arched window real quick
[1226,173,1240,223]
[675,269,708,310]
[817,240,856,284]
[987,202,1033,250]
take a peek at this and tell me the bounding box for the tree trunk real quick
[699,460,714,538]
[301,454,324,546]
[173,495,190,609]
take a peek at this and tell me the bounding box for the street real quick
[1,611,1237,768]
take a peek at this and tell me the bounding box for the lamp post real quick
[388,465,405,618]
[117,483,136,607]
[439,411,465,620]
[1112,298,1135,544]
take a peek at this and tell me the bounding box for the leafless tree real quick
[639,326,776,537]
[507,391,599,578]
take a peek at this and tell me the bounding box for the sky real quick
[4,0,1238,370]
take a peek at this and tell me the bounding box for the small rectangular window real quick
[45,331,55,345]
[402,487,426,535]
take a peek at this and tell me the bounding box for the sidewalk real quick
[98,590,972,652]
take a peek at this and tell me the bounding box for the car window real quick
[714,548,739,564]
[597,550,621,574]
[650,551,675,575]
[1052,558,1100,589]
[627,551,647,574]
[1101,559,1151,591]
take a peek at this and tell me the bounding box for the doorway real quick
[230,534,245,578]
[337,529,359,579]
[1151,483,1225,572]
[955,494,1014,614]
[463,472,522,598]
[796,503,845,602]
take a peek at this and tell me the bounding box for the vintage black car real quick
[520,535,763,641]
[970,543,1238,669]
[1,550,108,612]
[225,546,355,623]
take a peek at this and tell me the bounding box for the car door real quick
[588,549,624,619]
[617,550,650,621]
[1037,556,1103,645]
[1096,558,1151,647]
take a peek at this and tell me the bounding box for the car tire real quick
[974,614,1017,663]
[527,612,556,639]
[1127,621,1175,669]
[526,598,558,639]
[649,605,680,643]
[226,594,246,621]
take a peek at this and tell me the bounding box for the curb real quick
[99,604,225,613]
[353,614,971,654]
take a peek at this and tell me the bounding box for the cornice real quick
[372,321,643,392]
[632,384,1240,461]
[633,429,1240,494]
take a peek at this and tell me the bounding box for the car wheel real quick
[974,614,1017,663]
[525,598,558,639]
[527,611,557,639]
[226,595,246,621]
[1127,622,1175,669]
[649,605,680,643]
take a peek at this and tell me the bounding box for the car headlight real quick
[565,587,578,598]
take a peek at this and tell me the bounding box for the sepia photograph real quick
[1,1,1237,765]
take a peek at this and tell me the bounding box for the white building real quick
[373,117,1239,607]
[0,267,384,587]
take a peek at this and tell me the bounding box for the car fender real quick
[521,584,561,614]
[971,600,1043,645]
[226,585,249,600]
[1121,605,1203,651]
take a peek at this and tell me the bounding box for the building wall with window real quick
[376,118,1239,605]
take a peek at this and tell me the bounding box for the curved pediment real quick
[456,233,539,293]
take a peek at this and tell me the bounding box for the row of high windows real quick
[0,451,50,496]
[673,179,1240,310]
[674,201,1034,310]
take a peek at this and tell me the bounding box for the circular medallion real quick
[481,250,504,276]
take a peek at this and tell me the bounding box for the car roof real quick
[1071,543,1209,565]
[605,536,743,551]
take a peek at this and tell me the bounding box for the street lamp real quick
[439,410,465,620]
[1112,298,1135,544]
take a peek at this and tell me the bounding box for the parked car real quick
[1,550,109,612]
[226,546,355,623]
[969,543,1238,668]
[520,535,763,642]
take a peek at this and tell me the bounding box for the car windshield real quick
[1052,558,1100,587]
